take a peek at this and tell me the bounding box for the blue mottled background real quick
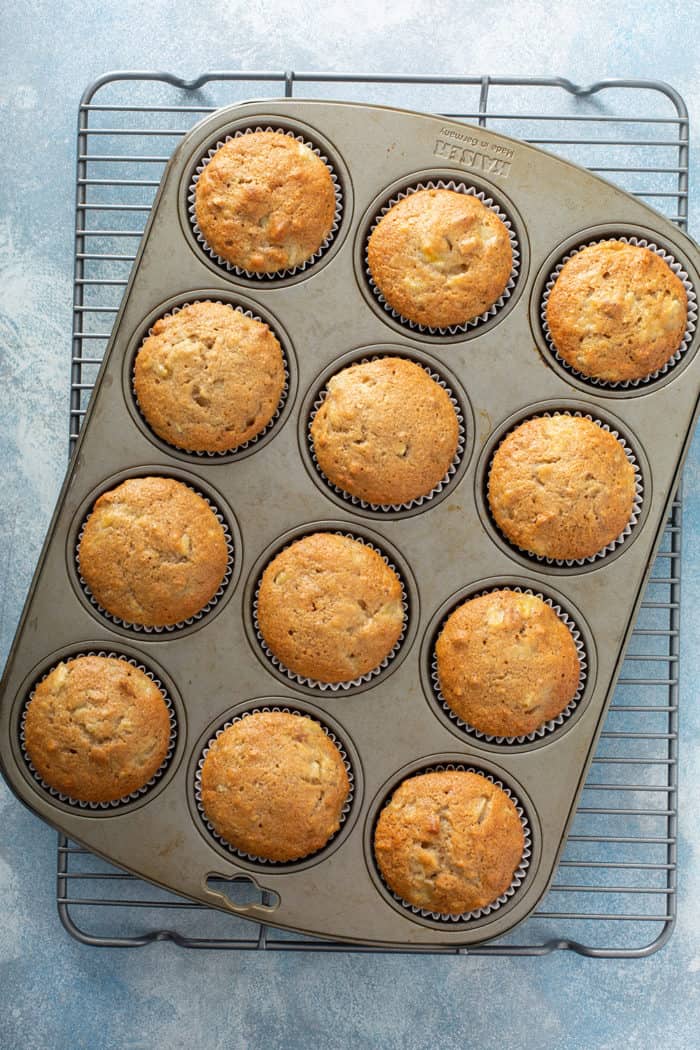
[2,2,700,1048]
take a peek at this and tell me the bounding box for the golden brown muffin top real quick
[78,476,229,627]
[194,130,336,273]
[24,656,171,803]
[199,711,350,862]
[374,770,525,915]
[436,590,581,737]
[310,357,460,505]
[256,532,404,684]
[134,301,286,453]
[488,415,636,561]
[367,188,512,329]
[546,240,688,382]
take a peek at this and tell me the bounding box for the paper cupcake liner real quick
[131,299,290,458]
[488,410,644,567]
[253,531,409,691]
[76,482,234,633]
[19,651,177,810]
[194,705,355,864]
[376,764,532,923]
[431,586,587,744]
[541,236,698,388]
[307,355,466,512]
[365,179,521,336]
[188,125,343,280]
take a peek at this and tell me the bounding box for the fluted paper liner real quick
[20,651,177,810]
[365,179,520,335]
[431,586,587,744]
[307,355,466,511]
[194,705,355,864]
[188,125,343,279]
[132,299,290,457]
[541,236,697,388]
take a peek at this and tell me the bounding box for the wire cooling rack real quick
[59,71,689,956]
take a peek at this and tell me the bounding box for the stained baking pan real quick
[1,98,699,948]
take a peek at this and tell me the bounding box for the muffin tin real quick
[1,99,699,948]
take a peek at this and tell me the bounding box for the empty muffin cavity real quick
[430,586,587,744]
[194,706,355,865]
[541,236,697,388]
[365,179,520,335]
[189,126,343,279]
[20,651,177,810]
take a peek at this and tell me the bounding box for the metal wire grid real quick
[59,72,688,956]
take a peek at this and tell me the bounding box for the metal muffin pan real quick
[1,99,699,948]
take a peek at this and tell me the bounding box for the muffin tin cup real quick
[376,764,532,923]
[365,178,521,336]
[194,705,355,865]
[131,299,291,458]
[487,410,644,567]
[188,125,344,280]
[19,651,177,810]
[307,355,466,512]
[430,586,588,745]
[76,482,235,634]
[541,236,698,389]
[252,531,409,692]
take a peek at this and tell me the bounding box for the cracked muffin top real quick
[487,415,636,561]
[24,656,171,803]
[546,240,688,382]
[199,710,350,862]
[309,357,460,506]
[78,476,229,627]
[134,301,286,453]
[374,769,525,915]
[435,590,581,738]
[256,532,404,684]
[367,188,512,328]
[194,130,336,274]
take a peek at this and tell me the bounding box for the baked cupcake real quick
[488,415,636,561]
[134,302,286,452]
[374,770,525,915]
[78,477,229,627]
[256,532,404,683]
[194,130,336,274]
[199,711,350,861]
[546,240,688,382]
[367,188,512,328]
[436,590,581,737]
[24,656,171,803]
[310,357,460,505]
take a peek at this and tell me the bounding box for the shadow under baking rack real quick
[62,70,687,957]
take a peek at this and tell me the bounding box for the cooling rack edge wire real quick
[58,70,687,955]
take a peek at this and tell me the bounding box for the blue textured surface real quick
[2,3,700,1048]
